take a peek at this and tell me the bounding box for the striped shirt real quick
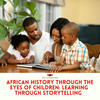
[61,39,92,69]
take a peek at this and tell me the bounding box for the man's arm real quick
[0,52,11,66]
[44,51,54,63]
[7,55,31,64]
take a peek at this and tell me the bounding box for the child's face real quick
[52,28,61,44]
[16,41,30,58]
[61,29,74,45]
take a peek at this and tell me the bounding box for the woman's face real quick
[51,28,61,44]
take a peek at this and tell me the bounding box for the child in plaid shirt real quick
[50,22,93,72]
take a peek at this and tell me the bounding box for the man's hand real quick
[44,51,53,63]
[0,59,7,66]
[0,52,11,66]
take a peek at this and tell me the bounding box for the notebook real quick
[17,63,56,70]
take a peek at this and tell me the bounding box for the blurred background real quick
[0,0,100,45]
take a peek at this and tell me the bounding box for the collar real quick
[71,38,79,50]
[64,38,79,51]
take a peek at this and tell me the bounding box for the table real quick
[0,64,100,73]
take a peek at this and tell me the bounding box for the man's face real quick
[25,22,41,40]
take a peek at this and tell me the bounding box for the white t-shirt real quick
[13,50,35,60]
[7,31,53,63]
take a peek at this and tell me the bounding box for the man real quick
[0,17,53,66]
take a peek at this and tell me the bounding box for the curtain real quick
[33,0,65,6]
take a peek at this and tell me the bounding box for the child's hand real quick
[26,59,30,63]
[20,58,28,63]
[49,61,56,65]
[26,55,34,63]
[50,66,62,73]
[26,59,33,63]
[56,61,64,67]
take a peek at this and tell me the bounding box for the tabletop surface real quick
[0,64,100,73]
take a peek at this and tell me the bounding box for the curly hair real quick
[11,34,30,50]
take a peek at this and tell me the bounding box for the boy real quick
[50,22,93,72]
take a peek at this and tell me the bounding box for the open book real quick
[17,63,56,70]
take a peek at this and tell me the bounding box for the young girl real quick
[40,18,70,64]
[7,34,35,64]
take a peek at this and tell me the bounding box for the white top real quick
[7,31,53,63]
[13,50,35,60]
[54,44,60,61]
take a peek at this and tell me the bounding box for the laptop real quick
[17,63,56,70]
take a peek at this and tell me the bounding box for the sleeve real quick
[44,37,54,54]
[7,44,14,54]
[12,50,20,58]
[61,44,66,58]
[78,46,93,69]
[77,47,89,62]
[29,51,35,56]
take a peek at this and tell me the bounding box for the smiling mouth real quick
[54,41,57,44]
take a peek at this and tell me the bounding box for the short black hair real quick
[11,34,30,50]
[62,22,80,37]
[50,17,70,37]
[23,17,37,30]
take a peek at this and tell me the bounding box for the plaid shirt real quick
[61,39,92,69]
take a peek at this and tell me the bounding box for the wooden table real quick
[0,64,100,73]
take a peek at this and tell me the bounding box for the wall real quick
[62,0,100,25]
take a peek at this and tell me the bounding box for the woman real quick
[40,17,70,64]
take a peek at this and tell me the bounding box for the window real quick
[46,4,54,32]
[32,0,61,32]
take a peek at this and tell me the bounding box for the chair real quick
[85,43,100,58]
[0,41,10,52]
[84,43,100,68]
